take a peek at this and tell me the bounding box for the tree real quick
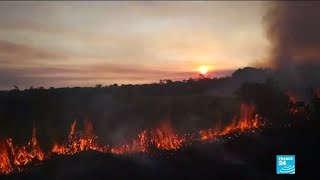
[13,85,20,91]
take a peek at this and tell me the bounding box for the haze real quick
[0,1,270,90]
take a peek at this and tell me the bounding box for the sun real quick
[198,66,209,75]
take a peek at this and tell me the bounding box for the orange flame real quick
[0,140,13,175]
[286,91,303,114]
[110,130,149,154]
[1,103,265,175]
[52,120,107,155]
[11,128,44,167]
[200,103,261,140]
[0,128,44,174]
[149,120,184,150]
[110,121,184,154]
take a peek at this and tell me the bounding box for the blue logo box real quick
[276,155,295,174]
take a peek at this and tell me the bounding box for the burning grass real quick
[0,103,265,175]
[199,103,261,140]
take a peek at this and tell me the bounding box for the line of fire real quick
[1,89,318,175]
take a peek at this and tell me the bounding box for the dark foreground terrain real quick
[1,122,316,180]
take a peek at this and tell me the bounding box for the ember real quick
[286,91,304,114]
[286,91,297,104]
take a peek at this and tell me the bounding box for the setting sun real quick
[199,66,209,75]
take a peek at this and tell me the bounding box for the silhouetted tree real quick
[13,85,20,91]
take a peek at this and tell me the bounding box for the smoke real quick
[264,1,320,69]
[263,2,320,101]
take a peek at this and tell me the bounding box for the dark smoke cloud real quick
[264,1,320,69]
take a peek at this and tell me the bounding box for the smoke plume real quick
[264,1,320,69]
[263,2,320,101]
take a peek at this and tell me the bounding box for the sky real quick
[0,1,270,90]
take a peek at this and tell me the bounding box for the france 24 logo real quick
[276,155,295,174]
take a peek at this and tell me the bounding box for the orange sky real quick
[0,1,270,90]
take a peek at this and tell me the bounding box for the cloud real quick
[0,40,66,64]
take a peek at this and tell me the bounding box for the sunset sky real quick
[0,1,270,90]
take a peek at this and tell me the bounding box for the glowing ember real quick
[131,130,148,152]
[199,129,219,141]
[286,91,297,104]
[286,91,304,114]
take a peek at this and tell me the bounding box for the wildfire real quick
[110,121,184,154]
[0,140,12,175]
[52,120,107,155]
[0,103,265,175]
[11,128,44,167]
[200,103,261,140]
[110,130,149,154]
[149,120,184,150]
[0,128,44,174]
[286,91,304,114]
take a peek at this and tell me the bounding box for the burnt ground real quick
[0,123,317,180]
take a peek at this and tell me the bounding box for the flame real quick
[108,133,144,154]
[0,128,44,174]
[286,91,297,104]
[110,121,184,153]
[110,130,149,154]
[70,120,76,137]
[149,120,184,150]
[131,130,148,152]
[199,103,261,140]
[0,140,13,175]
[286,91,304,114]
[199,118,222,141]
[11,128,44,167]
[0,103,265,175]
[52,120,107,155]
